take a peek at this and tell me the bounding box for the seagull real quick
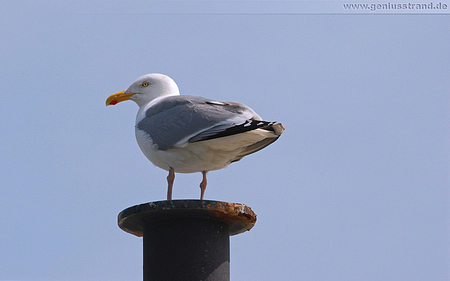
[106,73,285,200]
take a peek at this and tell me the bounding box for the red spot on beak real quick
[110,100,118,105]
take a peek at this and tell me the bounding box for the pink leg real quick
[167,167,175,200]
[200,171,208,200]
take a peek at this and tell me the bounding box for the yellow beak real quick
[106,90,136,106]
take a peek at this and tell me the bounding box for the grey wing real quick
[136,95,258,150]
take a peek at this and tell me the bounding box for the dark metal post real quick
[118,200,257,281]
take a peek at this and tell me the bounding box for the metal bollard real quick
[118,200,257,281]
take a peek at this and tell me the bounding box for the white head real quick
[106,73,180,107]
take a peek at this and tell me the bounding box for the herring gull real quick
[106,73,285,200]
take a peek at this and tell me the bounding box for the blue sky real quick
[1,1,449,280]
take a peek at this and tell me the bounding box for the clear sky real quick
[1,1,449,280]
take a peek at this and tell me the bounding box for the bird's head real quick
[106,73,180,107]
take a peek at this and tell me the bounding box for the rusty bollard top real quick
[118,200,257,237]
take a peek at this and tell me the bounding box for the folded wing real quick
[136,95,285,154]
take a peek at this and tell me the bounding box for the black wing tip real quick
[194,120,285,143]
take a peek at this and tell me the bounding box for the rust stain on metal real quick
[206,202,257,233]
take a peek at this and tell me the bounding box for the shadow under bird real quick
[106,73,285,200]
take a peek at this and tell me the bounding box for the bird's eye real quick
[141,82,150,87]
